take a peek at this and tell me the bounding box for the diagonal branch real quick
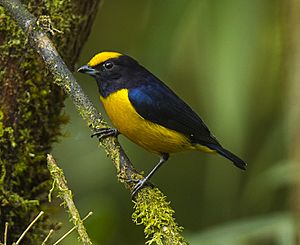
[47,154,92,245]
[0,0,188,244]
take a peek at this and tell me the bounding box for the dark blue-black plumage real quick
[93,55,246,170]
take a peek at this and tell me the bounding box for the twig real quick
[4,222,8,245]
[52,212,93,245]
[41,229,54,245]
[47,154,92,245]
[0,0,188,244]
[14,211,44,245]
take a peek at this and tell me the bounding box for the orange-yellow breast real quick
[100,89,196,154]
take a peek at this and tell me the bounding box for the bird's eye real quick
[104,61,114,70]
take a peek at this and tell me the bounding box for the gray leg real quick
[132,153,169,198]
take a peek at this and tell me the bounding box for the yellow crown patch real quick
[88,51,122,67]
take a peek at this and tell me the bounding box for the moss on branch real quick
[47,154,92,245]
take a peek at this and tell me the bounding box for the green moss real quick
[0,1,78,243]
[0,111,15,147]
[132,188,188,245]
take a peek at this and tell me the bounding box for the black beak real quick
[77,65,98,76]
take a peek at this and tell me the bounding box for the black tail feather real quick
[205,143,247,170]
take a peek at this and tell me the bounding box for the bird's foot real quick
[131,178,150,199]
[91,128,119,140]
[129,153,169,199]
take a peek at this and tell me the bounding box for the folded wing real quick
[128,81,220,147]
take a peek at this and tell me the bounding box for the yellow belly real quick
[100,89,196,154]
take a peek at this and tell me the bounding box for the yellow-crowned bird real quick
[78,51,246,196]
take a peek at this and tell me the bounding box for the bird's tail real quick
[205,143,247,170]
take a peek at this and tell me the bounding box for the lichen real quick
[132,188,188,245]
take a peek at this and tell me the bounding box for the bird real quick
[78,51,246,196]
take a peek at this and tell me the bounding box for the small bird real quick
[78,51,246,196]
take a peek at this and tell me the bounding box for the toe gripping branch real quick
[91,127,119,140]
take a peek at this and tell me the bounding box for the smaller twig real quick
[14,211,44,245]
[4,222,8,245]
[41,229,54,245]
[37,15,63,35]
[47,154,92,245]
[52,212,93,245]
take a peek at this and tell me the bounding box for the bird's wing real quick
[128,82,220,146]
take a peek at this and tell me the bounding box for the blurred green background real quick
[52,0,294,244]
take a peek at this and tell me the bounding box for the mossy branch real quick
[0,0,188,243]
[47,154,92,245]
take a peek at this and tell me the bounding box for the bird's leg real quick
[91,127,119,140]
[132,153,169,198]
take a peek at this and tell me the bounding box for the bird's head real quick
[78,51,145,96]
[78,51,139,80]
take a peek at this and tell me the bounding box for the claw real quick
[132,179,147,198]
[131,178,151,199]
[123,176,149,198]
[91,128,119,140]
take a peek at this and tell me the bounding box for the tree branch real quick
[47,154,92,245]
[0,0,188,243]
